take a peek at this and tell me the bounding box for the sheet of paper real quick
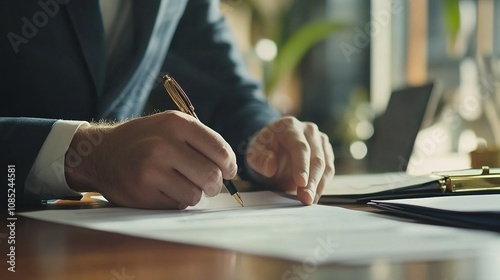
[373,194,500,213]
[20,191,500,264]
[320,172,434,195]
[321,168,500,196]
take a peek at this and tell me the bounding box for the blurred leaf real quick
[265,20,350,95]
[443,0,460,43]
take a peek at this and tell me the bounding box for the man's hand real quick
[64,111,237,209]
[246,117,335,205]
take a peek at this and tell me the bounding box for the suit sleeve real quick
[0,117,56,207]
[152,0,280,182]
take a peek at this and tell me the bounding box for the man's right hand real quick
[64,111,238,209]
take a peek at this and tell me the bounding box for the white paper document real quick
[372,194,500,213]
[321,172,429,195]
[20,191,500,264]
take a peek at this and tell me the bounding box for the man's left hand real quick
[246,117,335,205]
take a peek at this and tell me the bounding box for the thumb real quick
[246,148,277,178]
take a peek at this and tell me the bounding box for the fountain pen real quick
[162,74,244,207]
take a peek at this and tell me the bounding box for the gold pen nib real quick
[232,193,244,207]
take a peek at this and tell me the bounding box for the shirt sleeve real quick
[25,120,88,200]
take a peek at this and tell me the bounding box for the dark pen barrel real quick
[223,179,238,195]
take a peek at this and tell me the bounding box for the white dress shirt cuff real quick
[25,120,89,200]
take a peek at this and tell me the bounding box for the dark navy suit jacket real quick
[0,0,278,206]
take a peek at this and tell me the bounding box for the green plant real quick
[227,0,350,97]
[442,0,461,55]
[265,20,350,95]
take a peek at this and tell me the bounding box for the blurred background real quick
[220,0,500,174]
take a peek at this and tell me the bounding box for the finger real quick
[246,125,280,177]
[246,144,277,178]
[157,170,204,206]
[314,134,335,204]
[297,124,325,205]
[172,144,224,197]
[131,166,204,207]
[183,118,238,179]
[278,118,310,187]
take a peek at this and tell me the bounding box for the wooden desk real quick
[3,195,498,280]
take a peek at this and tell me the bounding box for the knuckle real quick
[295,140,310,153]
[305,122,319,132]
[311,156,326,170]
[257,127,275,144]
[325,166,335,177]
[165,109,187,119]
[249,138,265,152]
[281,116,297,127]
[206,168,223,185]
[324,162,335,178]
[321,132,329,141]
[164,111,197,131]
[217,145,237,176]
[161,110,184,125]
[217,143,231,160]
[245,147,256,162]
[308,177,319,187]
[321,134,335,158]
[228,163,238,177]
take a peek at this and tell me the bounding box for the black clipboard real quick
[369,195,500,232]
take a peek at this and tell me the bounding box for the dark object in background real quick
[367,83,437,173]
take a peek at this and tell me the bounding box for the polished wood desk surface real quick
[3,193,498,280]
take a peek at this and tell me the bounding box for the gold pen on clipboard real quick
[433,166,500,193]
[162,74,244,207]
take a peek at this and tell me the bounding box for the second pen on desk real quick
[162,74,244,207]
